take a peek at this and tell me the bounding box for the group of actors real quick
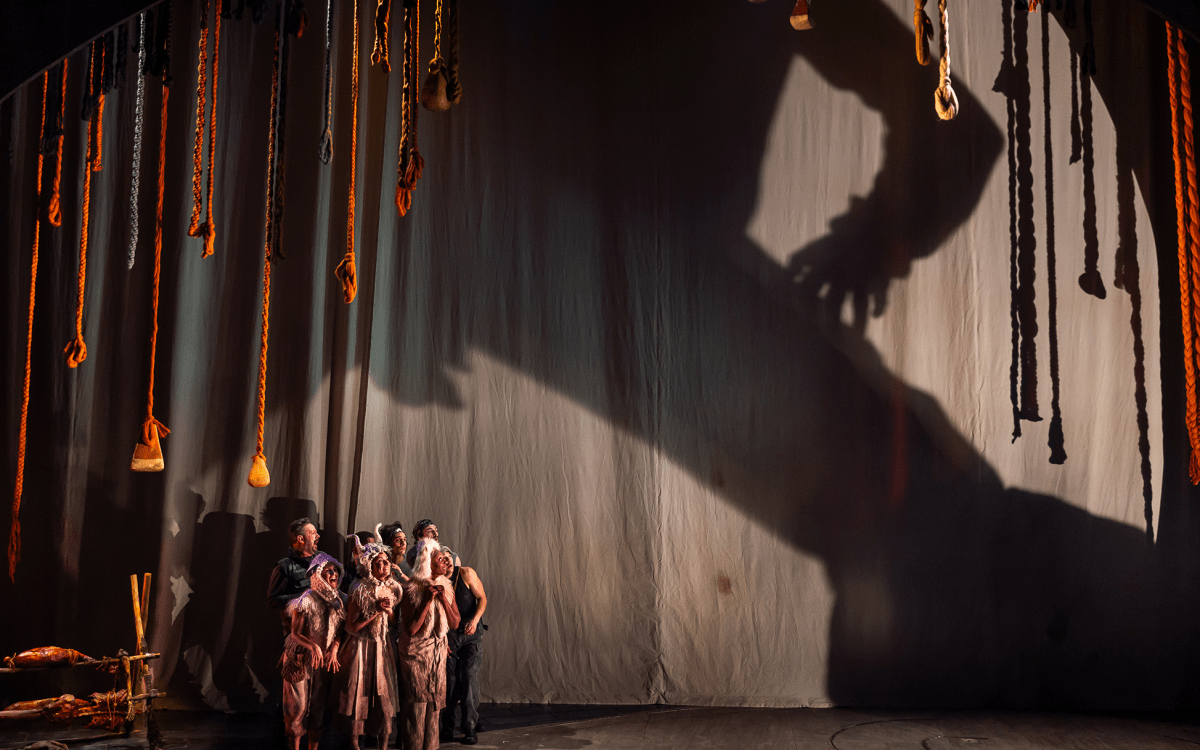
[266,517,488,750]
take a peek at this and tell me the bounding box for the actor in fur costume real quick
[280,553,346,750]
[333,527,404,750]
[398,541,461,750]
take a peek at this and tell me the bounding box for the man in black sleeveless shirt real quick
[440,548,487,745]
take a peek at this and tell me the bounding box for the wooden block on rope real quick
[130,425,164,472]
[790,0,813,29]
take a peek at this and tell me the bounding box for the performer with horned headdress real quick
[280,552,345,750]
[397,539,461,750]
[333,525,404,750]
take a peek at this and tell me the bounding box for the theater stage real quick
[4,705,1199,749]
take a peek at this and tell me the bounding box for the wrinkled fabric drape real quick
[0,0,1192,712]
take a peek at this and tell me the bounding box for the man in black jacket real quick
[266,517,320,633]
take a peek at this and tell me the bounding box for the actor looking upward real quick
[335,535,404,750]
[399,543,460,750]
[268,518,321,632]
[441,548,487,745]
[381,522,415,581]
[281,553,345,750]
[406,519,459,569]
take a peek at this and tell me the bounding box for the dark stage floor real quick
[3,705,1200,749]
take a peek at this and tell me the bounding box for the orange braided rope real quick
[188,0,209,238]
[200,8,220,258]
[93,91,105,172]
[48,60,67,227]
[9,73,49,580]
[1166,24,1196,480]
[144,72,173,449]
[395,0,423,216]
[1174,23,1200,483]
[65,53,97,368]
[93,41,106,172]
[249,25,282,488]
[334,0,360,303]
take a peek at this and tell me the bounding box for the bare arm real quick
[289,607,321,656]
[462,567,486,635]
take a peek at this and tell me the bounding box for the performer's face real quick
[422,524,439,542]
[391,531,407,556]
[371,555,390,581]
[296,524,319,555]
[432,551,453,577]
[322,566,339,588]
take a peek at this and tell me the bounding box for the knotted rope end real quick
[421,67,452,112]
[318,129,333,164]
[200,223,216,258]
[335,252,358,303]
[47,194,63,227]
[248,454,271,487]
[63,336,88,368]
[935,84,958,121]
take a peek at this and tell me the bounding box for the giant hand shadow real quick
[376,0,1183,707]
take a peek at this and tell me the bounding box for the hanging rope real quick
[65,51,99,369]
[318,0,334,163]
[372,0,392,73]
[334,0,360,302]
[200,6,221,258]
[187,0,220,258]
[47,60,68,227]
[446,0,461,104]
[93,37,107,173]
[270,1,295,263]
[395,0,424,216]
[914,0,932,66]
[129,13,148,269]
[134,58,174,471]
[249,19,284,488]
[421,0,450,111]
[187,0,210,238]
[933,0,957,120]
[9,72,50,581]
[1169,22,1200,483]
[81,40,99,122]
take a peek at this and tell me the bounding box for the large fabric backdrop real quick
[2,0,1197,711]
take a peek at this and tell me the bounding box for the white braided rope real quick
[319,0,334,163]
[129,13,148,269]
[934,0,958,120]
